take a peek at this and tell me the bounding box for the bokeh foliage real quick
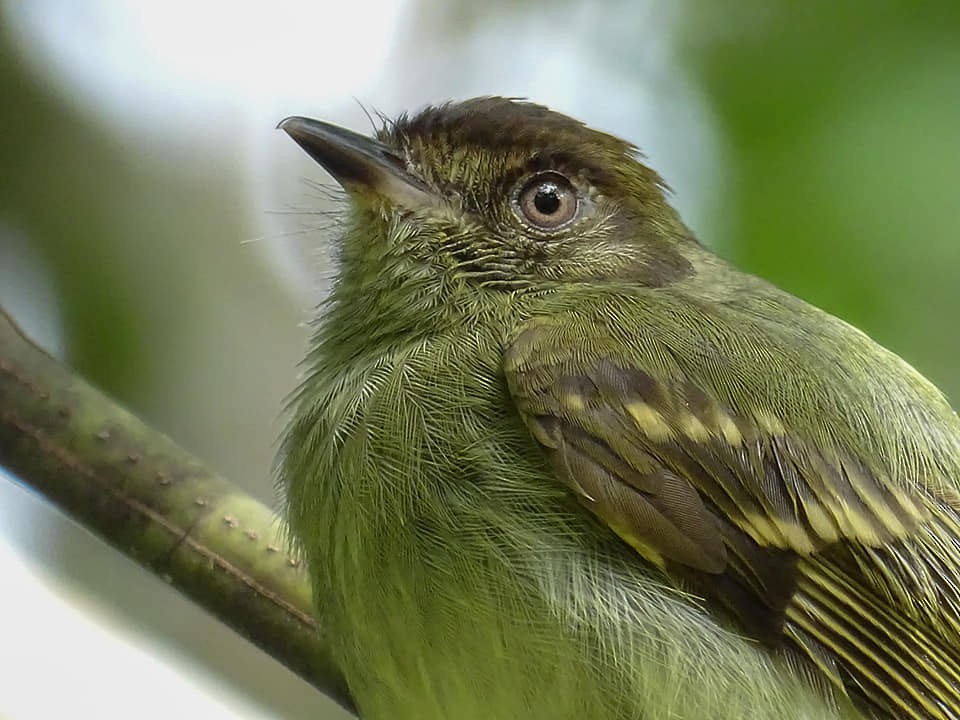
[677,0,960,397]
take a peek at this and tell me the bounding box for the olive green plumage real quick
[278,97,960,720]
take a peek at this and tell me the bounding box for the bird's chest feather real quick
[302,334,596,718]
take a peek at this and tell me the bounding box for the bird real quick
[277,97,960,720]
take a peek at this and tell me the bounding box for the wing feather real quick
[505,317,960,720]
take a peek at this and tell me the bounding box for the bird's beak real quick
[278,116,433,209]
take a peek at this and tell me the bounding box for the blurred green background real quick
[1,1,958,719]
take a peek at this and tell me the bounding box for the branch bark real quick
[0,307,355,715]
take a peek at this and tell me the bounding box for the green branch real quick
[0,307,355,715]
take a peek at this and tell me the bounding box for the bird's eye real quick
[515,172,580,231]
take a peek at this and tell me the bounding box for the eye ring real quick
[514,172,580,231]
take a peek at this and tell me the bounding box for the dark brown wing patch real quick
[527,409,801,641]
[541,416,727,573]
[511,350,925,557]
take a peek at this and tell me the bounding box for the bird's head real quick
[281,97,696,293]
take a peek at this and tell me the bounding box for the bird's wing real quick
[504,315,960,720]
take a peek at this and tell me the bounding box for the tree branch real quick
[0,307,355,715]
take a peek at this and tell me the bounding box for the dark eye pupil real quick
[534,185,561,215]
[515,172,579,230]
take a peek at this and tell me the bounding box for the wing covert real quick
[504,315,960,720]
